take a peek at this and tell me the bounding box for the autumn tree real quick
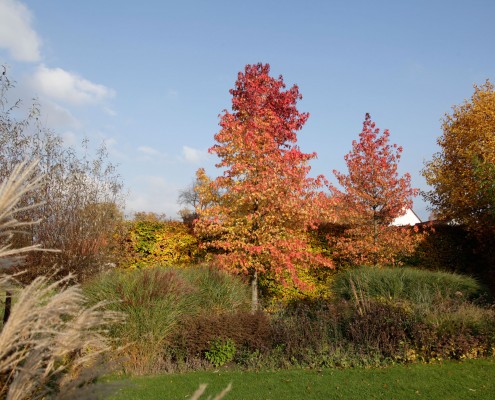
[423,80,495,237]
[194,63,332,310]
[329,113,419,266]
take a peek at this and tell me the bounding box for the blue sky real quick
[1,0,494,220]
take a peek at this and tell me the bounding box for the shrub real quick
[342,300,417,359]
[270,300,342,359]
[409,223,495,294]
[171,310,271,361]
[205,339,237,367]
[116,216,199,269]
[332,266,485,307]
[332,266,495,363]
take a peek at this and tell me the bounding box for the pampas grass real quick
[0,161,123,399]
[0,161,44,267]
[0,274,123,399]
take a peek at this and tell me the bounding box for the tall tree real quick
[194,63,331,310]
[330,113,419,266]
[423,80,495,236]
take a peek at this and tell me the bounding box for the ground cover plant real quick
[108,358,495,400]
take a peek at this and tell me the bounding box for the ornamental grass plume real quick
[0,161,123,399]
[0,161,44,267]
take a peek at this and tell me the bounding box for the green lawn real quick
[108,358,495,400]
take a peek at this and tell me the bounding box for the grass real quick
[109,358,495,400]
[83,266,251,374]
[332,266,486,306]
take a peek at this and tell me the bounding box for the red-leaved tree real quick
[194,63,332,310]
[329,113,419,266]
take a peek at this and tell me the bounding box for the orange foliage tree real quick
[329,113,419,266]
[423,81,495,237]
[194,63,332,310]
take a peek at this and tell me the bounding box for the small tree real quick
[194,63,331,311]
[330,113,419,266]
[177,179,201,225]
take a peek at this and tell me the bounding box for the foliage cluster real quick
[116,215,199,269]
[204,339,237,367]
[405,223,495,287]
[423,81,495,237]
[422,81,495,274]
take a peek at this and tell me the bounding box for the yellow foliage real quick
[117,219,199,268]
[423,80,495,235]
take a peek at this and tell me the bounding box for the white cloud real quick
[182,145,209,164]
[29,64,115,105]
[0,0,41,62]
[137,146,161,156]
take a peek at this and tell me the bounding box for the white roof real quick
[391,208,421,226]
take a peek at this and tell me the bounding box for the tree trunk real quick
[372,207,378,266]
[3,290,12,326]
[250,270,258,313]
